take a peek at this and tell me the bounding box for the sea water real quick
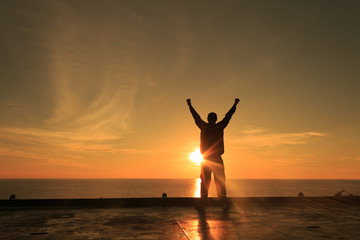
[0,179,359,199]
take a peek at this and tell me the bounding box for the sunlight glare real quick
[193,177,201,198]
[189,148,203,165]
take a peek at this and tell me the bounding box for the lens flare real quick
[189,148,203,165]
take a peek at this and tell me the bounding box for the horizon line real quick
[1,178,359,180]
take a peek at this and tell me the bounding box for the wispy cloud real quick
[242,126,268,135]
[0,2,148,175]
[44,23,139,134]
[0,125,141,164]
[230,125,326,147]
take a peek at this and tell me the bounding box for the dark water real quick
[0,179,359,199]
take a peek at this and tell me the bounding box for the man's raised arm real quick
[225,98,240,119]
[217,98,240,128]
[187,99,205,128]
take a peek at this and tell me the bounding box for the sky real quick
[1,0,359,179]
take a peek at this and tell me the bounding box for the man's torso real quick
[200,123,225,159]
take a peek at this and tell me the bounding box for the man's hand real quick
[235,98,240,105]
[186,99,191,106]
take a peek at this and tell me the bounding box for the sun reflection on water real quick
[193,178,201,198]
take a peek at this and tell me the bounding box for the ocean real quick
[1,179,359,200]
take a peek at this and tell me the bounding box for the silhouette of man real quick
[187,98,239,209]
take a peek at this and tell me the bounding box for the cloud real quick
[230,126,326,147]
[242,126,268,135]
[0,3,147,172]
[0,126,141,164]
[45,36,139,134]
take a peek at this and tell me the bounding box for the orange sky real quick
[1,1,359,179]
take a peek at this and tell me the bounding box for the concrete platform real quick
[0,197,359,239]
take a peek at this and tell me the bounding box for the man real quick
[187,98,239,209]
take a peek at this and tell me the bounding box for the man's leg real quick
[211,155,230,210]
[213,159,227,199]
[200,161,212,202]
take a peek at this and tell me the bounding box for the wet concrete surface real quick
[0,198,359,239]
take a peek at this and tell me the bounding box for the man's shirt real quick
[189,105,236,159]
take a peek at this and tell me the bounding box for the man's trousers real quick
[200,155,226,200]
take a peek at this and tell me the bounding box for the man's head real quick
[207,112,217,124]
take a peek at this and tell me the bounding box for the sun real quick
[189,148,203,165]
